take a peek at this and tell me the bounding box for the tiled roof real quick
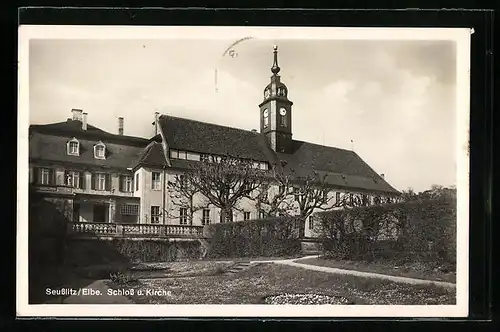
[30,119,149,146]
[134,141,167,169]
[29,131,146,170]
[159,115,399,195]
[276,141,399,194]
[158,115,269,161]
[29,120,150,171]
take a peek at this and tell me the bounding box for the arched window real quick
[67,137,80,156]
[94,141,106,159]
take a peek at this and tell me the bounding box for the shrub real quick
[206,216,302,258]
[109,270,138,285]
[317,197,456,266]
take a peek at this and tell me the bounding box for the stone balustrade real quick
[67,221,205,239]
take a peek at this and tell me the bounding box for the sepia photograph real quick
[17,25,470,317]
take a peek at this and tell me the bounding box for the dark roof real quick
[158,115,270,161]
[29,131,146,170]
[276,141,399,194]
[134,141,167,169]
[30,119,149,146]
[159,114,399,195]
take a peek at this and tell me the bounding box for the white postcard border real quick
[17,25,471,318]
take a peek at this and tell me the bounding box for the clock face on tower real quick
[279,108,287,116]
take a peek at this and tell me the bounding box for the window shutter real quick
[105,174,111,191]
[64,170,69,186]
[119,175,123,192]
[91,173,96,190]
[33,167,39,184]
[79,172,85,189]
[49,169,56,185]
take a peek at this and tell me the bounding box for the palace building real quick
[29,46,400,239]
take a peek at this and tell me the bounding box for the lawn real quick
[111,263,455,305]
[293,257,456,283]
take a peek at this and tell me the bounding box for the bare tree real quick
[245,168,294,218]
[183,155,266,222]
[167,174,210,225]
[289,171,363,237]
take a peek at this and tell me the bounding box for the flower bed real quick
[263,293,355,305]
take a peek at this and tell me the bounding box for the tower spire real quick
[271,45,280,75]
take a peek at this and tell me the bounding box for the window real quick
[121,176,133,192]
[244,211,251,221]
[259,210,265,219]
[121,204,139,216]
[280,115,287,127]
[179,175,185,190]
[309,216,314,230]
[178,151,187,160]
[65,171,81,189]
[135,173,139,191]
[202,209,210,225]
[151,206,160,224]
[362,194,369,206]
[219,211,233,223]
[335,192,341,202]
[293,187,300,200]
[186,152,201,161]
[374,196,381,205]
[263,108,269,128]
[67,138,79,156]
[40,168,51,185]
[201,154,210,162]
[259,162,268,170]
[180,208,188,225]
[152,172,161,190]
[170,149,178,159]
[94,142,106,159]
[93,173,107,191]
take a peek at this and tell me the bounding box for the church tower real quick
[259,45,293,154]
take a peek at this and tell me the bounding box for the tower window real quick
[280,115,287,127]
[263,108,269,128]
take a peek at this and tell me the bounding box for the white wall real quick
[138,167,165,224]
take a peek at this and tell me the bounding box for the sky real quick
[28,36,459,193]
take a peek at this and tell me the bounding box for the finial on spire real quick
[271,45,280,75]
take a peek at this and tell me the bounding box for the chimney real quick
[71,109,83,121]
[118,117,124,135]
[82,112,88,131]
[380,173,385,179]
[154,112,160,135]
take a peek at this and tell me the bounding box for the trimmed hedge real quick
[65,238,203,266]
[317,197,456,266]
[205,216,303,258]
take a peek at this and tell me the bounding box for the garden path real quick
[264,256,456,289]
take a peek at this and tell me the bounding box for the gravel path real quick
[276,258,456,289]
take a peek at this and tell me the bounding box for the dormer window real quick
[67,138,80,156]
[94,141,106,159]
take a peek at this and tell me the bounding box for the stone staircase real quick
[226,261,253,275]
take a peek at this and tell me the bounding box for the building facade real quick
[29,46,400,238]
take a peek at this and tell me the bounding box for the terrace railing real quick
[67,221,205,239]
